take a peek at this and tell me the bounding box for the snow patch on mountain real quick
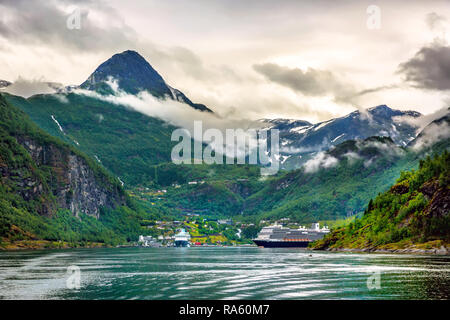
[313,119,334,131]
[51,115,65,134]
[332,133,346,143]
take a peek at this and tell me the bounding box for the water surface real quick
[0,247,448,299]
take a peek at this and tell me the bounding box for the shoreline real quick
[312,246,449,255]
[0,240,257,251]
[2,239,448,255]
[0,240,113,251]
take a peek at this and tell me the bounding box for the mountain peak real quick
[367,104,421,118]
[118,49,141,57]
[367,104,392,114]
[79,50,212,112]
[80,50,170,97]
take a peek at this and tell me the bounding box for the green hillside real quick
[4,92,449,224]
[5,92,176,186]
[0,93,159,248]
[160,137,436,222]
[241,138,420,221]
[312,151,449,251]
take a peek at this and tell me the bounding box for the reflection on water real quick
[0,247,448,300]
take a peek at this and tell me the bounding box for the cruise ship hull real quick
[175,240,189,247]
[253,240,310,248]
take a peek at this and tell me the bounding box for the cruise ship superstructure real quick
[253,223,330,247]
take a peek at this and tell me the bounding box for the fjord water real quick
[0,247,448,300]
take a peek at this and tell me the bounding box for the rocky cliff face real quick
[0,93,126,219]
[17,137,125,218]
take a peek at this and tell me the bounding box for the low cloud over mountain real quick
[0,77,61,97]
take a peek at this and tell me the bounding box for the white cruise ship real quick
[174,229,191,247]
[254,223,330,247]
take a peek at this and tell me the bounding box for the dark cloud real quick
[0,0,137,52]
[252,62,406,115]
[0,0,445,121]
[0,0,236,85]
[397,44,450,90]
[253,62,362,107]
[253,63,347,96]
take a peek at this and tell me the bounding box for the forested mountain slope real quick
[312,151,449,252]
[0,93,152,248]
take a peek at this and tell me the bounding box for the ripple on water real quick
[0,248,448,300]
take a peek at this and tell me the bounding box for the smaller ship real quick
[138,235,161,247]
[174,229,191,247]
[253,223,330,248]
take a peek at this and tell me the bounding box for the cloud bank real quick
[412,120,450,150]
[1,77,59,97]
[1,1,449,122]
[394,107,450,133]
[73,80,266,159]
[253,63,353,99]
[0,0,137,52]
[398,44,450,91]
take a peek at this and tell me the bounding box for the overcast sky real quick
[1,0,449,123]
